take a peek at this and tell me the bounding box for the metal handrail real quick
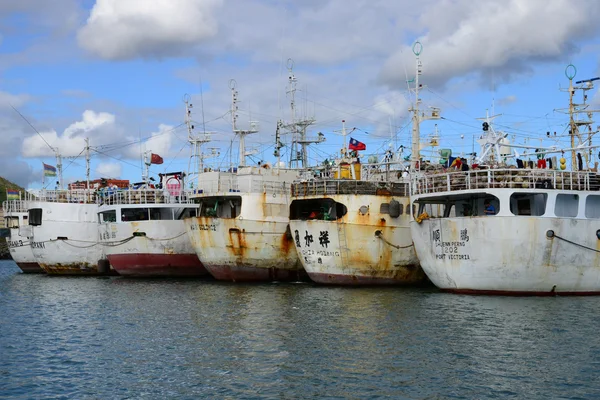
[412,168,600,195]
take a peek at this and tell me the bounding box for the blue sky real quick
[1,0,599,189]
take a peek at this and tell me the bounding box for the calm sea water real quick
[1,259,600,399]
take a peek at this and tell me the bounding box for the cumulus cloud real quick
[96,162,122,178]
[0,91,30,108]
[141,124,176,158]
[77,0,223,60]
[0,0,83,34]
[497,95,518,106]
[21,110,116,157]
[379,0,600,89]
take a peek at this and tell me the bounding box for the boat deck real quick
[412,168,600,195]
[291,179,410,197]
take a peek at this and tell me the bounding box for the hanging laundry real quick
[516,159,524,168]
[537,159,547,169]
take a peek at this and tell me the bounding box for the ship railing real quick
[97,189,195,206]
[196,177,237,194]
[291,180,410,197]
[412,168,600,195]
[2,200,29,213]
[251,180,291,195]
[31,189,96,204]
[196,177,291,195]
[360,160,409,181]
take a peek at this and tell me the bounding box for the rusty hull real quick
[186,216,306,282]
[15,262,45,274]
[291,193,427,286]
[38,262,117,276]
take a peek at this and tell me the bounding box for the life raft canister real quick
[389,199,401,218]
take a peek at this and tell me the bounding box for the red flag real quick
[348,137,366,151]
[150,153,164,164]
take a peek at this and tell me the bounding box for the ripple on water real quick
[2,260,600,399]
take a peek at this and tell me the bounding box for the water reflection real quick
[1,261,600,399]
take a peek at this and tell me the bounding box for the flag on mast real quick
[6,190,19,200]
[150,153,164,165]
[348,138,366,151]
[43,163,57,176]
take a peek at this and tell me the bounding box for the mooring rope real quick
[552,233,600,253]
[375,231,414,249]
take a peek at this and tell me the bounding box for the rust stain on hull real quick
[206,264,309,282]
[309,265,428,286]
[190,216,304,282]
[16,262,45,274]
[39,262,118,276]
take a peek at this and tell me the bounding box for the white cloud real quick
[96,162,122,178]
[497,95,518,106]
[379,0,600,88]
[0,92,30,108]
[77,0,223,60]
[21,110,116,157]
[142,124,176,158]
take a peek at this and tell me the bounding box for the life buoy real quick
[166,176,181,196]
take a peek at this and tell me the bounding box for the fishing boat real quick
[98,167,208,278]
[28,189,108,275]
[289,123,426,285]
[288,44,436,285]
[184,77,308,282]
[27,140,115,275]
[410,65,600,295]
[2,198,43,273]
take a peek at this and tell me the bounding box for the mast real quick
[281,59,321,170]
[142,151,150,185]
[185,94,212,188]
[560,65,600,170]
[568,73,576,170]
[55,151,63,190]
[342,119,348,156]
[85,138,90,190]
[408,42,440,171]
[230,79,258,167]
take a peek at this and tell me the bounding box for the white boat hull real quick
[7,225,42,273]
[29,202,108,275]
[412,216,600,294]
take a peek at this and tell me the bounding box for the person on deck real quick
[484,200,496,215]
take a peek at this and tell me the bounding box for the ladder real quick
[336,220,349,269]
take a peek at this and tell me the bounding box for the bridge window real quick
[585,195,600,218]
[555,194,579,218]
[99,211,116,223]
[121,207,150,222]
[510,193,547,216]
[28,208,42,226]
